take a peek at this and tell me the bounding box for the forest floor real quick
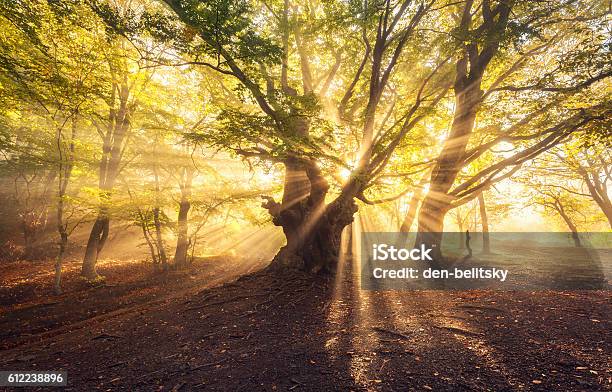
[0,253,610,391]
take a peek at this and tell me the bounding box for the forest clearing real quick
[1,248,610,391]
[0,0,610,390]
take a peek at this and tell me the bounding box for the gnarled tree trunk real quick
[265,158,357,273]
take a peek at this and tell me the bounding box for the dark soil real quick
[0,256,266,350]
[0,256,610,391]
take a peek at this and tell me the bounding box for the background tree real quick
[0,0,106,291]
[555,146,612,228]
[532,188,589,247]
[521,141,611,232]
[415,0,611,258]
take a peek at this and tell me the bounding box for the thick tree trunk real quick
[81,214,109,280]
[174,200,190,268]
[270,197,357,273]
[400,170,429,233]
[266,157,357,273]
[416,0,511,263]
[415,80,482,262]
[478,193,491,253]
[414,197,448,265]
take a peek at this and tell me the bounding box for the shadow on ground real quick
[0,250,609,391]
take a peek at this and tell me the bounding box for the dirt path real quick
[0,255,610,391]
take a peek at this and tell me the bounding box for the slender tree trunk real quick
[580,169,612,229]
[15,176,36,260]
[128,184,159,266]
[587,194,612,228]
[174,167,193,268]
[153,207,167,268]
[478,193,491,253]
[346,223,353,257]
[556,204,581,247]
[458,219,464,249]
[590,190,612,228]
[39,170,57,234]
[604,207,612,229]
[152,167,167,269]
[54,231,67,294]
[22,218,35,260]
[55,185,69,293]
[54,117,76,294]
[82,189,109,279]
[141,217,158,265]
[81,76,131,280]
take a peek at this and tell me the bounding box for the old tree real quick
[130,0,609,271]
[113,0,610,271]
[1,0,609,278]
